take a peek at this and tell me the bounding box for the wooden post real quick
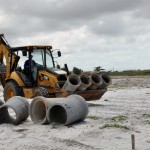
[131,134,135,150]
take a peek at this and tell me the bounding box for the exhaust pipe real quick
[62,74,81,92]
[30,96,66,124]
[98,74,112,89]
[77,74,92,91]
[47,95,89,125]
[0,96,29,125]
[88,73,102,90]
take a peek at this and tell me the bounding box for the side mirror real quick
[22,51,27,56]
[57,51,61,57]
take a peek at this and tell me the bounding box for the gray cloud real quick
[87,13,127,36]
[0,0,143,36]
[0,0,142,18]
[0,0,150,71]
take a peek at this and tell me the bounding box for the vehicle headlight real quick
[43,75,49,80]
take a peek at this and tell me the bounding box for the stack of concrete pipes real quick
[62,73,112,92]
[0,95,88,126]
[30,95,89,125]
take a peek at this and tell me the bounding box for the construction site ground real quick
[0,76,150,150]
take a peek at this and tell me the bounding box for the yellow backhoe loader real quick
[0,34,109,101]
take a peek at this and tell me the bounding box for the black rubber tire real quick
[4,80,23,102]
[33,87,49,98]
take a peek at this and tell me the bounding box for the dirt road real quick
[0,76,150,150]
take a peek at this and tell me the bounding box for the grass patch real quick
[143,114,150,118]
[100,123,129,130]
[146,121,150,125]
[108,69,150,76]
[111,115,128,122]
[87,115,99,120]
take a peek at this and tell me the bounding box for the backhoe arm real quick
[0,34,15,78]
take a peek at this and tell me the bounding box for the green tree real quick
[94,66,105,73]
[73,67,83,75]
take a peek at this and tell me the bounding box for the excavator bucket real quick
[69,88,107,101]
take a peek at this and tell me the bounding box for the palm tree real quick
[94,66,105,73]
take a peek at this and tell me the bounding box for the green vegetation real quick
[146,120,150,125]
[100,123,129,130]
[108,69,150,76]
[72,66,150,76]
[142,114,150,125]
[72,67,83,75]
[94,66,105,73]
[143,114,150,118]
[87,115,100,120]
[111,115,128,122]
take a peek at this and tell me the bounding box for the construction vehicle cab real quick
[0,34,68,101]
[11,45,62,85]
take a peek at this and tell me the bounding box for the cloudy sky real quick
[0,0,150,71]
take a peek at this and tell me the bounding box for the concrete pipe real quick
[30,96,66,124]
[77,74,92,91]
[47,94,89,125]
[62,74,81,92]
[0,96,29,125]
[88,73,102,90]
[98,74,112,89]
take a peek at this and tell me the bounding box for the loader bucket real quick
[67,88,107,101]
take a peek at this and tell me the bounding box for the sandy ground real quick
[0,76,150,150]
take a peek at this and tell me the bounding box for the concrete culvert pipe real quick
[88,73,102,90]
[62,74,81,92]
[0,96,29,125]
[98,74,112,89]
[77,74,92,91]
[30,96,66,124]
[30,96,49,125]
[47,94,89,125]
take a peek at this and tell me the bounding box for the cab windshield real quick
[32,49,54,68]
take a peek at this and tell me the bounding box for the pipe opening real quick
[7,107,17,120]
[91,74,100,83]
[0,107,11,124]
[81,76,90,84]
[33,101,46,123]
[0,107,15,123]
[102,74,111,83]
[69,77,79,85]
[49,105,67,124]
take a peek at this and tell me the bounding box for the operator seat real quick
[23,59,37,84]
[23,66,30,76]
